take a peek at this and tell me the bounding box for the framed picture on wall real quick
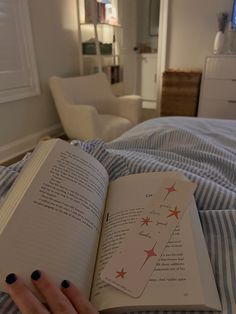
[149,0,160,36]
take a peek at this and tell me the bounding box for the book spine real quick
[97,3,106,23]
[85,0,93,23]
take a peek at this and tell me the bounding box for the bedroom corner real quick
[0,0,235,161]
[0,1,235,314]
[0,0,79,164]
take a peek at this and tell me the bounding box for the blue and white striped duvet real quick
[0,117,235,313]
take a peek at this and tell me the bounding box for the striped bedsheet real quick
[0,117,235,313]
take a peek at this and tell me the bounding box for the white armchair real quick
[49,73,142,141]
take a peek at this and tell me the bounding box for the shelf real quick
[82,54,120,58]
[80,22,122,28]
[78,0,122,76]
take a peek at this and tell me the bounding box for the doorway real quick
[121,0,168,114]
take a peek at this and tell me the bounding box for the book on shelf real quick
[0,139,221,312]
[84,0,115,24]
[97,2,106,23]
[84,0,93,23]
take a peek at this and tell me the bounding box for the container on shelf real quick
[82,42,112,55]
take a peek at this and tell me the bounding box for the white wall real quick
[166,0,233,69]
[0,0,79,159]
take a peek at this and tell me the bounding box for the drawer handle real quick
[228,100,236,103]
[232,79,236,82]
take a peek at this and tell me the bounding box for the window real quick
[0,0,40,103]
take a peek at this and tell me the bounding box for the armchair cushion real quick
[116,95,142,125]
[60,103,101,140]
[100,114,132,141]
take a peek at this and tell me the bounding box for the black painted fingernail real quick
[61,280,70,288]
[5,273,17,285]
[31,270,41,281]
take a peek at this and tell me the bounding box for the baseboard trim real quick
[0,124,63,164]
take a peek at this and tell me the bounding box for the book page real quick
[91,172,216,311]
[0,139,109,298]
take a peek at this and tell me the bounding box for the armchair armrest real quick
[59,103,102,140]
[115,95,142,125]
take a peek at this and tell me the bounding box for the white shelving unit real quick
[77,0,123,88]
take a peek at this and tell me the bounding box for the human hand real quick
[5,270,98,314]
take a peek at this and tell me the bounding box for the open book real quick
[0,139,221,312]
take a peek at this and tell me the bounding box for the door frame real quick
[156,0,169,115]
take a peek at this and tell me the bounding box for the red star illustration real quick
[167,207,181,220]
[164,183,176,200]
[140,242,157,270]
[115,267,127,279]
[140,216,152,226]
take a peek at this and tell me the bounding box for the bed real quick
[0,116,235,314]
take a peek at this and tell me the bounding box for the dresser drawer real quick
[198,98,236,119]
[205,57,236,80]
[201,79,236,100]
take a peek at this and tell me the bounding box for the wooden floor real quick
[2,152,31,167]
[141,108,158,121]
[1,134,69,167]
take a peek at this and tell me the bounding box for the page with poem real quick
[0,140,109,298]
[91,172,207,311]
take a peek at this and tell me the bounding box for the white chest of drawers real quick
[198,55,236,119]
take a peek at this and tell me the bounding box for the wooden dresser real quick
[198,55,236,119]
